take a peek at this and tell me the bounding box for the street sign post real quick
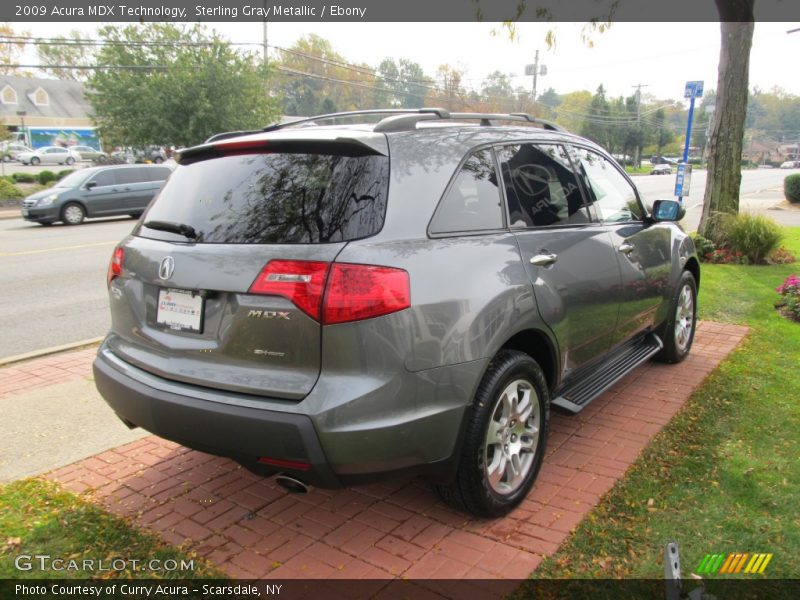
[674,163,692,198]
[678,81,703,204]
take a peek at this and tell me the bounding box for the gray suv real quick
[94,109,699,517]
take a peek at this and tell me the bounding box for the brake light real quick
[107,246,124,287]
[249,260,411,324]
[323,263,410,325]
[249,260,330,320]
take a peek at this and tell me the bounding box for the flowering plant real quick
[775,274,800,322]
[705,248,747,265]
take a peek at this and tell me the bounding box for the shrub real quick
[36,170,57,185]
[56,169,75,180]
[726,213,783,264]
[690,233,715,260]
[11,172,35,183]
[775,274,800,322]
[768,247,797,265]
[0,179,25,200]
[785,173,800,203]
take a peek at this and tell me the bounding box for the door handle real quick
[618,241,635,255]
[530,253,558,266]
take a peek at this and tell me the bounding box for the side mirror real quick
[651,199,685,222]
[85,181,97,190]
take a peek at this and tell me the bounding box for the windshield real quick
[137,151,390,244]
[54,170,92,188]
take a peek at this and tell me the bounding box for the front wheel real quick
[61,202,85,225]
[436,350,550,517]
[30,157,40,166]
[655,270,697,363]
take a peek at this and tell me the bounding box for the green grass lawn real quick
[534,227,800,579]
[0,479,222,579]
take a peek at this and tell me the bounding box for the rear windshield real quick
[137,151,389,244]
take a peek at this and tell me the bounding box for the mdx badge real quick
[248,310,290,320]
[158,256,175,280]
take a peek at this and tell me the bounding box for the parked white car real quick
[780,160,800,169]
[651,163,672,175]
[17,146,82,166]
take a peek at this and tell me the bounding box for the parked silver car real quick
[18,146,82,166]
[94,109,699,516]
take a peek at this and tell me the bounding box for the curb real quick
[0,337,104,367]
[0,210,19,220]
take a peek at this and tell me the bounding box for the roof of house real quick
[0,75,92,120]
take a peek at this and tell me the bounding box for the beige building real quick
[1,75,93,130]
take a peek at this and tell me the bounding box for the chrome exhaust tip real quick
[275,474,310,494]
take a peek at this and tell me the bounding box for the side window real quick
[142,167,170,182]
[89,170,115,187]
[573,148,644,223]
[497,144,588,228]
[429,148,504,234]
[115,168,144,185]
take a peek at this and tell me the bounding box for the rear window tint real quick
[138,152,389,244]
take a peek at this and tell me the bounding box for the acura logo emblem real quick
[159,256,175,280]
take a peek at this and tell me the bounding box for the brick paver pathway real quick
[37,322,747,580]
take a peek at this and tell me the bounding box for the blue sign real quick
[684,81,704,99]
[674,163,693,197]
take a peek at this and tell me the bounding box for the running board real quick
[552,333,663,414]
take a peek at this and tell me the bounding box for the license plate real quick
[156,288,203,332]
[20,208,29,216]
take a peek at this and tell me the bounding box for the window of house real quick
[1,85,17,105]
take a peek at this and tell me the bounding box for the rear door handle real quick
[530,253,558,266]
[618,241,635,254]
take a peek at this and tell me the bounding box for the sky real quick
[14,21,800,104]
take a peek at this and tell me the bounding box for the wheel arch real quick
[498,328,559,393]
[684,256,700,291]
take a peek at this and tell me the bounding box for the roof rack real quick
[261,108,567,134]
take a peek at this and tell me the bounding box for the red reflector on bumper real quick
[257,457,311,471]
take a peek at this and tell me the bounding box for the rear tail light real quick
[323,263,411,325]
[107,246,124,287]
[249,260,410,325]
[249,260,330,320]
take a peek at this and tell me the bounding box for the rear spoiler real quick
[182,134,389,165]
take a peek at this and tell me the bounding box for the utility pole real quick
[632,83,648,168]
[262,1,268,66]
[532,49,539,103]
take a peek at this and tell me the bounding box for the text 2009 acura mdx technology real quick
[94,109,699,517]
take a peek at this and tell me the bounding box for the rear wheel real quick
[436,350,549,517]
[61,202,85,225]
[65,157,75,165]
[655,270,697,363]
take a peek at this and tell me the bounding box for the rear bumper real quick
[94,342,481,488]
[93,347,341,488]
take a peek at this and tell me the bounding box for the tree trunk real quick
[698,14,754,237]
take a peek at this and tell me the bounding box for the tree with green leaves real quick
[374,58,431,108]
[88,23,280,148]
[36,30,95,81]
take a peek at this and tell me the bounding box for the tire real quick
[65,157,75,165]
[61,202,86,225]
[153,157,164,164]
[435,350,550,517]
[655,270,697,363]
[30,157,40,166]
